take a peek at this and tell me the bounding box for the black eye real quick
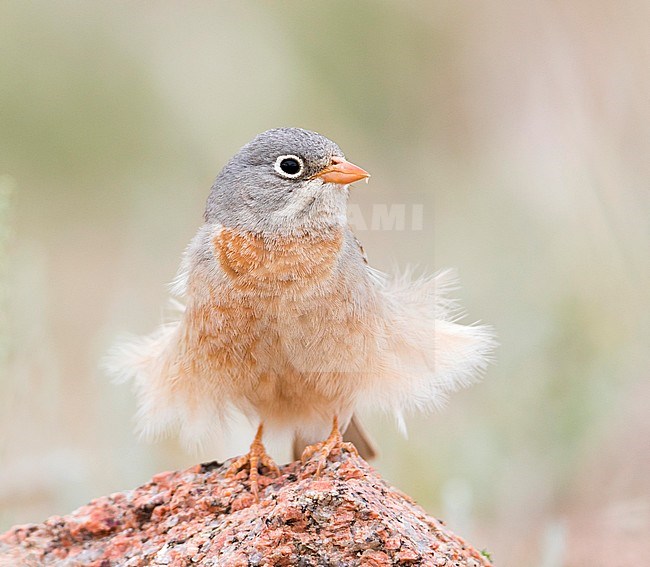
[280,158,301,174]
[274,154,304,178]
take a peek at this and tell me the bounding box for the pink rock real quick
[0,452,492,566]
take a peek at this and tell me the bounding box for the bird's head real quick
[205,128,369,236]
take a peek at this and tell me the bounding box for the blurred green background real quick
[1,2,649,565]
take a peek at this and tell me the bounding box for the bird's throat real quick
[213,226,344,290]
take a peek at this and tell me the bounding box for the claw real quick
[226,424,279,499]
[301,416,359,475]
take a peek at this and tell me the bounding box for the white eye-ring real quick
[274,154,304,178]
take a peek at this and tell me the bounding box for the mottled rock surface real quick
[0,451,492,566]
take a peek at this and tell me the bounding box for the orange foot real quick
[301,416,359,476]
[226,424,279,500]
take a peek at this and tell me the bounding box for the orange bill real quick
[315,156,370,185]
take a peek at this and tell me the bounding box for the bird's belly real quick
[189,291,368,424]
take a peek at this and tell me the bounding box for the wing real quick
[351,230,369,265]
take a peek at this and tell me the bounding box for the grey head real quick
[205,128,369,237]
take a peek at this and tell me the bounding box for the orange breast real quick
[175,224,372,421]
[214,227,344,291]
[180,226,345,376]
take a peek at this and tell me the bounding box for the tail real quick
[341,415,378,460]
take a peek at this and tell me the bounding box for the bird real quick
[106,127,495,497]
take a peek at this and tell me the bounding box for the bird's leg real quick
[226,423,279,500]
[301,416,359,475]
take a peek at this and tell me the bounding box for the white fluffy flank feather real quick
[362,269,496,432]
[102,315,227,453]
